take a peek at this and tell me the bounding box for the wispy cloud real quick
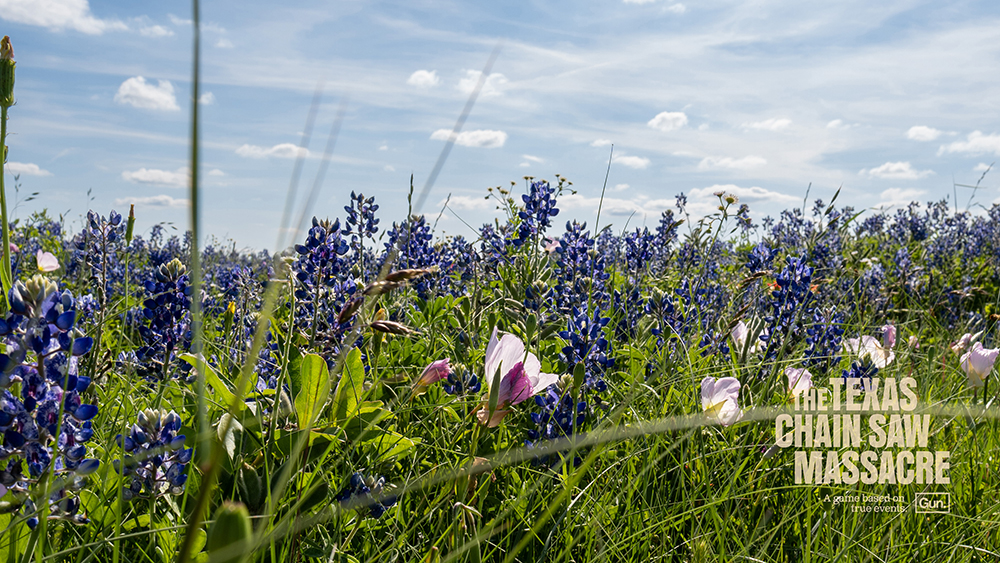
[861,161,933,179]
[613,154,651,169]
[688,184,799,204]
[0,0,127,34]
[457,70,508,97]
[121,167,188,188]
[199,92,216,105]
[442,195,492,210]
[826,119,855,129]
[215,38,233,48]
[407,70,440,88]
[697,155,767,170]
[236,143,309,159]
[139,25,173,38]
[647,111,688,132]
[665,3,686,13]
[907,125,942,141]
[114,77,180,111]
[5,162,52,176]
[522,154,544,163]
[938,131,1000,156]
[878,187,926,207]
[115,194,188,208]
[743,118,791,131]
[974,162,993,172]
[591,139,613,147]
[430,129,507,148]
[613,183,630,191]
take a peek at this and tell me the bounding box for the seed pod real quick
[384,266,437,282]
[363,280,402,296]
[371,320,414,336]
[337,297,364,324]
[125,204,135,244]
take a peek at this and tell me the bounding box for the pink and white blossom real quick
[960,341,999,388]
[412,358,451,393]
[477,328,559,427]
[36,250,59,272]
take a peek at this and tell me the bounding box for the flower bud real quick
[207,501,252,563]
[0,36,13,108]
[125,204,135,243]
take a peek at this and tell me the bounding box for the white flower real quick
[701,376,742,426]
[36,250,59,272]
[784,367,813,396]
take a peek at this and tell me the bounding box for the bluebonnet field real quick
[1,27,1000,563]
[0,176,998,561]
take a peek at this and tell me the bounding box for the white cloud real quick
[215,38,233,49]
[522,154,544,163]
[613,155,651,169]
[623,0,656,4]
[907,126,942,141]
[430,129,507,148]
[5,162,52,176]
[743,118,791,131]
[442,195,491,210]
[235,143,309,159]
[974,163,993,172]
[383,165,395,172]
[114,77,180,111]
[458,70,508,97]
[697,155,767,170]
[378,144,388,151]
[139,25,172,38]
[407,70,440,88]
[860,161,933,179]
[938,131,1000,156]
[207,169,225,177]
[613,183,630,191]
[121,167,188,188]
[647,111,688,132]
[1,0,127,34]
[688,184,799,205]
[697,123,709,131]
[591,139,612,147]
[826,119,855,130]
[666,3,686,13]
[115,195,188,208]
[878,188,926,207]
[199,92,215,105]
[167,14,225,33]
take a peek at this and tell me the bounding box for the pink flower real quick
[950,332,981,355]
[784,367,813,396]
[477,327,559,427]
[543,237,560,254]
[960,342,999,388]
[701,376,742,426]
[412,358,451,393]
[36,250,59,272]
[881,323,896,348]
[908,335,919,349]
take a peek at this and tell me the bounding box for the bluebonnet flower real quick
[336,471,397,518]
[746,242,775,274]
[132,258,195,382]
[114,409,191,500]
[293,218,357,350]
[760,257,815,362]
[0,275,99,527]
[442,364,481,396]
[843,361,878,391]
[512,180,560,247]
[70,210,125,307]
[804,308,845,374]
[382,215,438,299]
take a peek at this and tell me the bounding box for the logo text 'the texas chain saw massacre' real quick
[775,377,949,485]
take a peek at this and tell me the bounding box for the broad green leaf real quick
[217,413,243,461]
[179,353,238,408]
[365,431,418,462]
[331,348,365,424]
[295,353,331,427]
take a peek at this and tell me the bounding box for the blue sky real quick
[2,0,1000,250]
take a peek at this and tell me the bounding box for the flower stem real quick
[0,104,11,309]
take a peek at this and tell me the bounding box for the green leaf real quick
[331,348,365,424]
[179,353,238,408]
[217,413,243,461]
[365,431,418,462]
[295,353,331,427]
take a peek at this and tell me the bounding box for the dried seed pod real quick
[384,266,437,282]
[337,297,364,324]
[371,320,415,336]
[363,280,402,296]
